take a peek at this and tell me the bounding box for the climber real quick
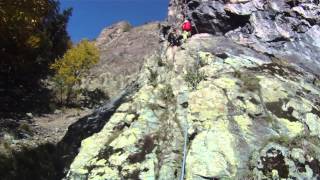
[166,28,182,62]
[181,18,192,42]
[167,28,182,47]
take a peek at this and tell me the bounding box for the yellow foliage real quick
[26,35,41,48]
[0,0,49,29]
[51,39,100,103]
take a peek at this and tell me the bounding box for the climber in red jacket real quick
[181,19,192,42]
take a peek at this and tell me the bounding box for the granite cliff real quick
[168,0,320,75]
[66,1,320,179]
[2,0,319,179]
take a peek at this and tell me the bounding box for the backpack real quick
[168,32,181,46]
[182,21,192,31]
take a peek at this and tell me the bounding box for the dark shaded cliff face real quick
[168,0,320,75]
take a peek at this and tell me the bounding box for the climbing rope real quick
[180,123,189,180]
[179,2,205,179]
[182,0,200,34]
[162,7,204,179]
[193,22,200,34]
[183,0,188,17]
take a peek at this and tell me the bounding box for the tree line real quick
[0,0,100,116]
[0,0,72,80]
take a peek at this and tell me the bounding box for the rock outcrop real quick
[169,0,320,75]
[81,21,161,97]
[66,1,320,179]
[67,34,320,179]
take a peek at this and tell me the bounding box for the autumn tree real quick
[0,0,72,85]
[0,0,72,117]
[51,40,99,105]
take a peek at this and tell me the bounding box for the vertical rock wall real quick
[168,0,320,75]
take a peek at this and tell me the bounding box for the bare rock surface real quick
[81,21,162,97]
[169,0,320,75]
[67,34,320,180]
[4,1,320,180]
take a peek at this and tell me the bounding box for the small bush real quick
[156,57,165,67]
[266,135,291,147]
[0,141,11,152]
[160,84,175,103]
[233,70,242,79]
[80,88,109,108]
[147,103,161,111]
[184,70,206,90]
[148,68,158,87]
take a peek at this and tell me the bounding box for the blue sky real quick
[60,0,169,42]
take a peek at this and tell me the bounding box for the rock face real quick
[81,21,161,97]
[168,0,320,75]
[65,1,320,179]
[67,34,320,179]
[95,21,132,48]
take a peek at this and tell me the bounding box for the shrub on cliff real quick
[51,40,99,105]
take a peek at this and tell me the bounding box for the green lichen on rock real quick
[249,135,320,179]
[67,35,320,180]
[198,51,215,67]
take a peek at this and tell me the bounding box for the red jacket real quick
[182,21,192,31]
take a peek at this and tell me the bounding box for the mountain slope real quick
[81,21,161,97]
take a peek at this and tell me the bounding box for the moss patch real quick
[148,68,158,87]
[238,73,260,92]
[160,84,175,103]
